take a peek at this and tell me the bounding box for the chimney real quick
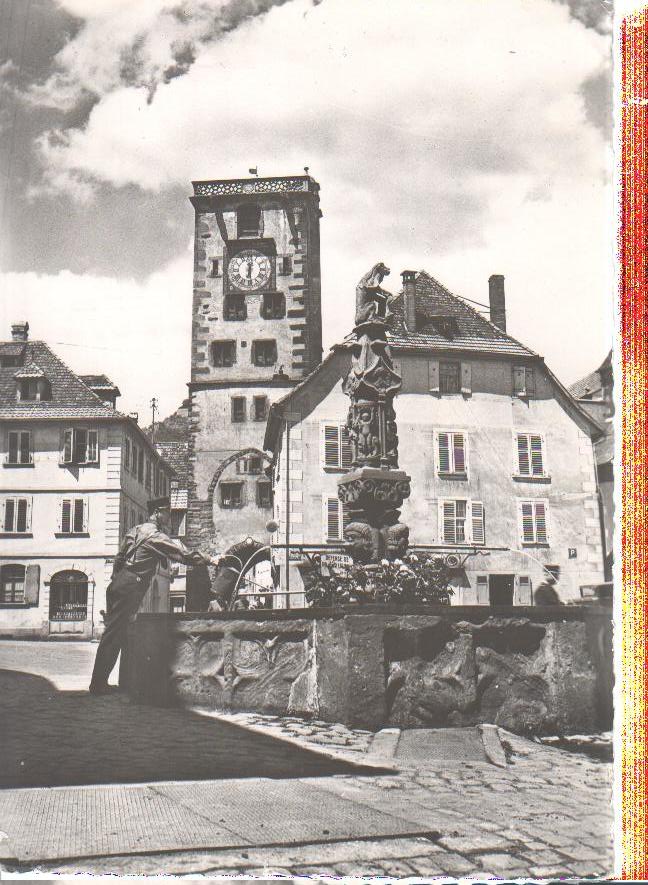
[11,321,29,342]
[401,270,417,332]
[488,275,506,332]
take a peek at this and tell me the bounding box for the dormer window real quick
[237,204,262,238]
[430,316,459,339]
[14,364,51,401]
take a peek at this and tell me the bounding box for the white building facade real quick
[0,324,173,638]
[264,272,606,606]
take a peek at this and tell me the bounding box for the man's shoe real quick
[89,684,119,695]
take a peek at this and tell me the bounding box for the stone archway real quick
[207,447,271,508]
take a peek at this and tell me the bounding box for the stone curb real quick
[369,728,401,759]
[478,723,508,767]
[192,709,399,772]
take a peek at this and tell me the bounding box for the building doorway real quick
[49,570,88,634]
[489,574,514,606]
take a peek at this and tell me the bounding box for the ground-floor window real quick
[170,595,185,613]
[1,564,25,603]
[49,570,88,621]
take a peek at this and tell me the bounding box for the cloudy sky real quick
[0,0,614,420]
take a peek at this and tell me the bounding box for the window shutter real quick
[8,432,18,463]
[62,429,73,464]
[453,433,466,473]
[471,501,485,545]
[428,359,440,393]
[514,575,532,606]
[326,497,341,540]
[124,439,130,470]
[513,366,527,396]
[4,498,14,532]
[476,575,489,604]
[530,435,544,476]
[20,431,31,463]
[0,499,5,532]
[74,428,87,463]
[87,430,98,463]
[461,362,472,395]
[340,425,353,468]
[441,500,456,544]
[25,564,40,606]
[526,368,536,398]
[535,502,548,543]
[323,424,340,467]
[517,434,530,475]
[520,502,535,543]
[437,433,451,473]
[60,498,71,534]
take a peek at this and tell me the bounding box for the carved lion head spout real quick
[344,521,381,564]
[383,522,410,560]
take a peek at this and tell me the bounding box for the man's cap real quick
[147,496,171,514]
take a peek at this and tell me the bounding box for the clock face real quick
[228,250,272,291]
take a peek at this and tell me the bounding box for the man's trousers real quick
[89,567,147,690]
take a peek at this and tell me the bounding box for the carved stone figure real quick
[383,522,410,560]
[344,521,382,563]
[355,262,393,326]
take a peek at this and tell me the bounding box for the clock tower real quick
[186,174,323,574]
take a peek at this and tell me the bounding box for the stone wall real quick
[126,604,612,735]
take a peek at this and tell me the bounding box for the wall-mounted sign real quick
[320,553,353,576]
[568,548,577,559]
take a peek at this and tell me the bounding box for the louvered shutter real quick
[8,432,18,464]
[60,498,71,534]
[514,575,532,606]
[520,502,535,543]
[534,502,548,543]
[326,497,341,540]
[340,425,353,468]
[513,366,527,396]
[461,362,472,394]
[530,435,544,476]
[471,501,485,545]
[62,429,73,464]
[453,433,466,473]
[517,435,530,475]
[428,359,440,393]
[476,575,489,604]
[4,499,14,532]
[25,565,40,606]
[323,424,340,468]
[87,430,98,463]
[15,498,27,533]
[437,433,451,473]
[441,501,456,544]
[20,431,31,464]
[124,439,130,470]
[74,428,87,463]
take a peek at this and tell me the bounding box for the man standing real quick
[89,496,215,694]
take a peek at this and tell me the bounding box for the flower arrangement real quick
[302,552,454,607]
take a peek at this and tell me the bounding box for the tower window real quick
[211,340,236,367]
[210,259,221,277]
[257,481,272,509]
[224,294,247,321]
[279,256,293,275]
[252,340,278,367]
[261,292,285,320]
[237,204,261,238]
[253,395,269,422]
[231,397,246,423]
[220,481,244,508]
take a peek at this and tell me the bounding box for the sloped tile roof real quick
[80,373,119,390]
[13,362,45,378]
[385,271,536,357]
[155,440,189,485]
[0,342,26,358]
[0,340,121,419]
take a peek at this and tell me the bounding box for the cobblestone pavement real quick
[0,640,614,878]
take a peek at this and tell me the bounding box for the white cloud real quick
[0,250,193,420]
[16,0,612,402]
